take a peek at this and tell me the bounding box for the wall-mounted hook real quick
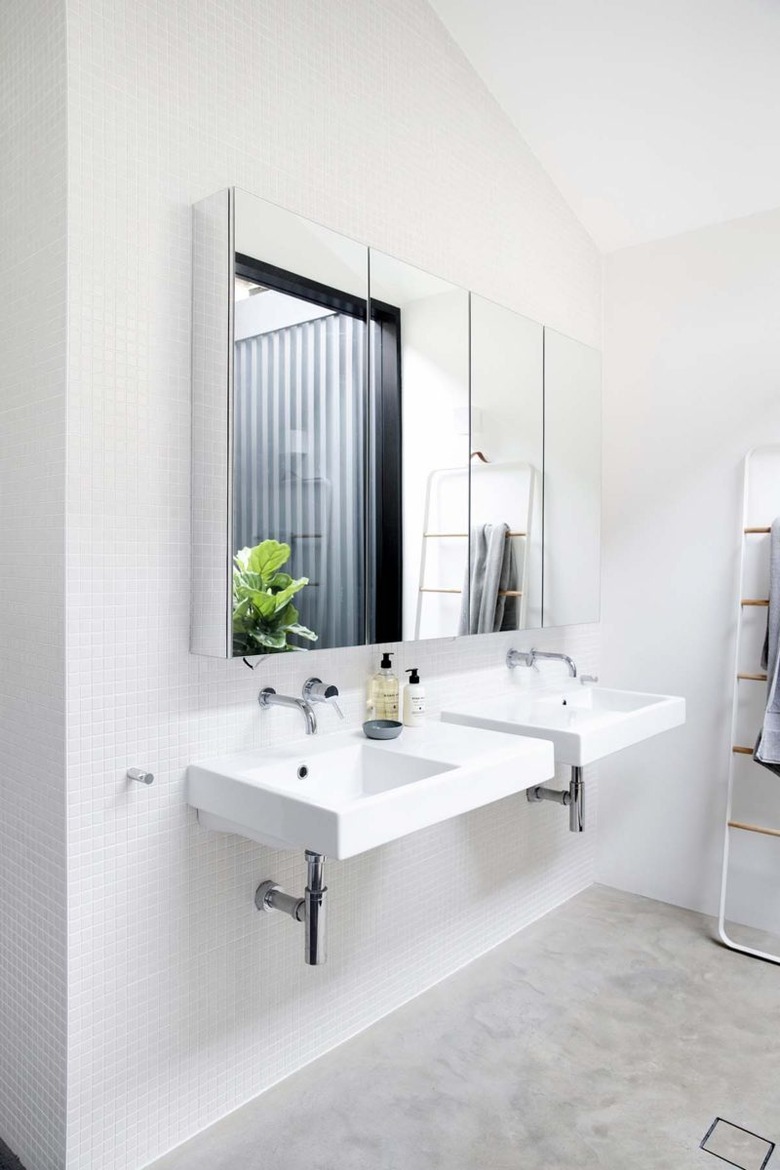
[127,768,154,786]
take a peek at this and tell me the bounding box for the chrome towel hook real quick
[127,767,154,786]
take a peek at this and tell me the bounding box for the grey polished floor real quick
[148,887,780,1170]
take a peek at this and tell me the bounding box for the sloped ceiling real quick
[429,0,780,251]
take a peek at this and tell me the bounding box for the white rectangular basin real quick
[187,720,554,859]
[442,686,685,766]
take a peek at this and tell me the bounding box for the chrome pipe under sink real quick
[255,850,328,965]
[527,765,585,833]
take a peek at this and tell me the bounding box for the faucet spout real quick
[506,648,578,678]
[258,688,318,734]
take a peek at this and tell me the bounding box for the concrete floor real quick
[148,886,780,1170]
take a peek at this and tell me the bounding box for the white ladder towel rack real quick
[718,444,780,963]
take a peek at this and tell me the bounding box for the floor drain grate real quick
[701,1118,775,1170]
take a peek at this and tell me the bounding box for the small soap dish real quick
[362,719,403,741]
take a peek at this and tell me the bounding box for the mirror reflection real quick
[369,251,470,642]
[467,296,544,633]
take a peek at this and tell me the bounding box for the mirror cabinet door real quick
[542,328,602,627]
[468,296,544,633]
[231,190,372,656]
[369,251,470,642]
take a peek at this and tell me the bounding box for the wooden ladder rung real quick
[729,820,780,840]
[732,745,754,755]
[737,672,768,681]
[741,599,770,607]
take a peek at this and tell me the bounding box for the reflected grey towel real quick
[754,517,780,775]
[458,523,519,635]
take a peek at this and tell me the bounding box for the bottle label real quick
[377,683,398,718]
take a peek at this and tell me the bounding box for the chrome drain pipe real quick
[255,850,328,965]
[568,766,584,833]
[303,851,327,966]
[526,766,585,833]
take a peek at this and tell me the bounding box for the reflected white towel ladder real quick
[717,444,780,964]
[414,460,535,639]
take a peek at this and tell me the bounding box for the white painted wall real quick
[0,2,601,1168]
[543,331,602,628]
[429,0,780,251]
[598,206,780,928]
[0,3,68,1169]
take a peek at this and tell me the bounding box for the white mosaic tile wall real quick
[62,1,601,1167]
[0,2,68,1168]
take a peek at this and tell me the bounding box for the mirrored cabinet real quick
[191,187,601,658]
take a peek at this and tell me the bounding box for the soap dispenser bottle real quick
[403,667,426,727]
[368,652,400,721]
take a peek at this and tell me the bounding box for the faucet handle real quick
[302,678,344,719]
[580,675,599,686]
[506,648,535,671]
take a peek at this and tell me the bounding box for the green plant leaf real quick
[269,577,308,612]
[247,540,291,583]
[254,630,289,650]
[274,602,299,627]
[287,623,318,641]
[246,589,280,619]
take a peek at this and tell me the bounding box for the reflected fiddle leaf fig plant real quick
[232,539,317,654]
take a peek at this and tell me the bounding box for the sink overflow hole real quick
[297,764,309,780]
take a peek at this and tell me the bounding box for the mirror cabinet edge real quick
[191,187,235,658]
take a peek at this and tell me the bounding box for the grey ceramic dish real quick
[362,719,403,740]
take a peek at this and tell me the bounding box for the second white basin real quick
[188,720,555,859]
[442,685,685,766]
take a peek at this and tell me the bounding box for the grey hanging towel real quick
[458,523,519,635]
[754,517,780,775]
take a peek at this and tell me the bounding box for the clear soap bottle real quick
[367,651,399,721]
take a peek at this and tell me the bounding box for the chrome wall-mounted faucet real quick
[258,678,343,735]
[506,647,578,678]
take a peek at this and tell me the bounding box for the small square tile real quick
[701,1118,774,1170]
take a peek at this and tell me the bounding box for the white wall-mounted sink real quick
[187,720,554,859]
[442,686,685,766]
